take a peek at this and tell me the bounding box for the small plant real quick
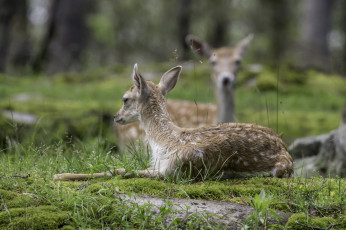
[242,189,283,230]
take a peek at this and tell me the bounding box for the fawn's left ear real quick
[234,34,253,59]
[159,66,182,96]
[132,63,150,98]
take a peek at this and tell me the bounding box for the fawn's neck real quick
[216,86,235,123]
[139,97,179,144]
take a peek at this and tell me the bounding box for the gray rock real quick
[288,133,332,158]
[2,110,37,124]
[289,105,346,177]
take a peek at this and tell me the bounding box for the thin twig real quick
[13,174,31,179]
[0,174,31,179]
[295,221,341,230]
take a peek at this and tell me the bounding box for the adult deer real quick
[186,34,253,123]
[116,35,253,145]
[54,64,293,180]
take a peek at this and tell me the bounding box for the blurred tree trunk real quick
[0,0,30,72]
[0,0,13,72]
[207,0,231,48]
[261,0,289,62]
[178,0,192,60]
[299,0,335,71]
[9,0,30,69]
[341,0,346,76]
[39,0,93,74]
[32,0,59,73]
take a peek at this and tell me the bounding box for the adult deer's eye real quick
[210,60,217,67]
[123,98,129,104]
[234,59,241,66]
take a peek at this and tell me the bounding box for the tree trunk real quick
[299,0,335,70]
[341,0,346,76]
[0,0,14,72]
[44,0,91,74]
[0,0,30,72]
[207,0,231,48]
[9,0,30,70]
[178,0,192,60]
[262,0,289,62]
[32,0,59,73]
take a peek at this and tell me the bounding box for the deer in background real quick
[186,34,253,123]
[54,64,293,180]
[116,35,253,146]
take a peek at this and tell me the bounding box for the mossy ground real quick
[1,63,345,228]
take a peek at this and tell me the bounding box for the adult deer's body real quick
[116,35,253,145]
[54,64,293,180]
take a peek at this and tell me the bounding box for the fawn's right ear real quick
[158,66,182,96]
[185,35,212,58]
[132,63,150,98]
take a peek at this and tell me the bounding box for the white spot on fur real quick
[243,161,248,166]
[253,157,258,162]
[194,149,204,158]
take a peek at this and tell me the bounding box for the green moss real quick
[0,205,69,230]
[286,213,346,229]
[0,189,39,210]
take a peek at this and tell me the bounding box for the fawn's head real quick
[186,34,253,90]
[114,64,182,125]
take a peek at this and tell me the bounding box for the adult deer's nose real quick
[219,72,235,88]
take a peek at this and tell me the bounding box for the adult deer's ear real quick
[132,63,150,98]
[234,34,254,60]
[185,35,212,58]
[158,66,182,96]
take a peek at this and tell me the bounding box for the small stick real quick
[295,221,341,230]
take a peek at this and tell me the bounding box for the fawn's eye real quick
[210,60,217,67]
[234,59,241,66]
[123,98,129,104]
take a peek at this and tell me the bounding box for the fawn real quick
[54,64,293,180]
[116,34,253,145]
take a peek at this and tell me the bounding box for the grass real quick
[0,62,346,228]
[0,139,345,229]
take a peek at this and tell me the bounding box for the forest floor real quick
[0,62,345,229]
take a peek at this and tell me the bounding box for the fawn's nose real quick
[114,114,122,124]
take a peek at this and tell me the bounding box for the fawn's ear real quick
[234,34,253,60]
[158,66,182,96]
[185,35,212,58]
[132,63,150,98]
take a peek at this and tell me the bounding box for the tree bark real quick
[299,0,335,70]
[178,0,192,60]
[0,0,30,72]
[262,0,289,62]
[207,0,231,48]
[44,0,91,74]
